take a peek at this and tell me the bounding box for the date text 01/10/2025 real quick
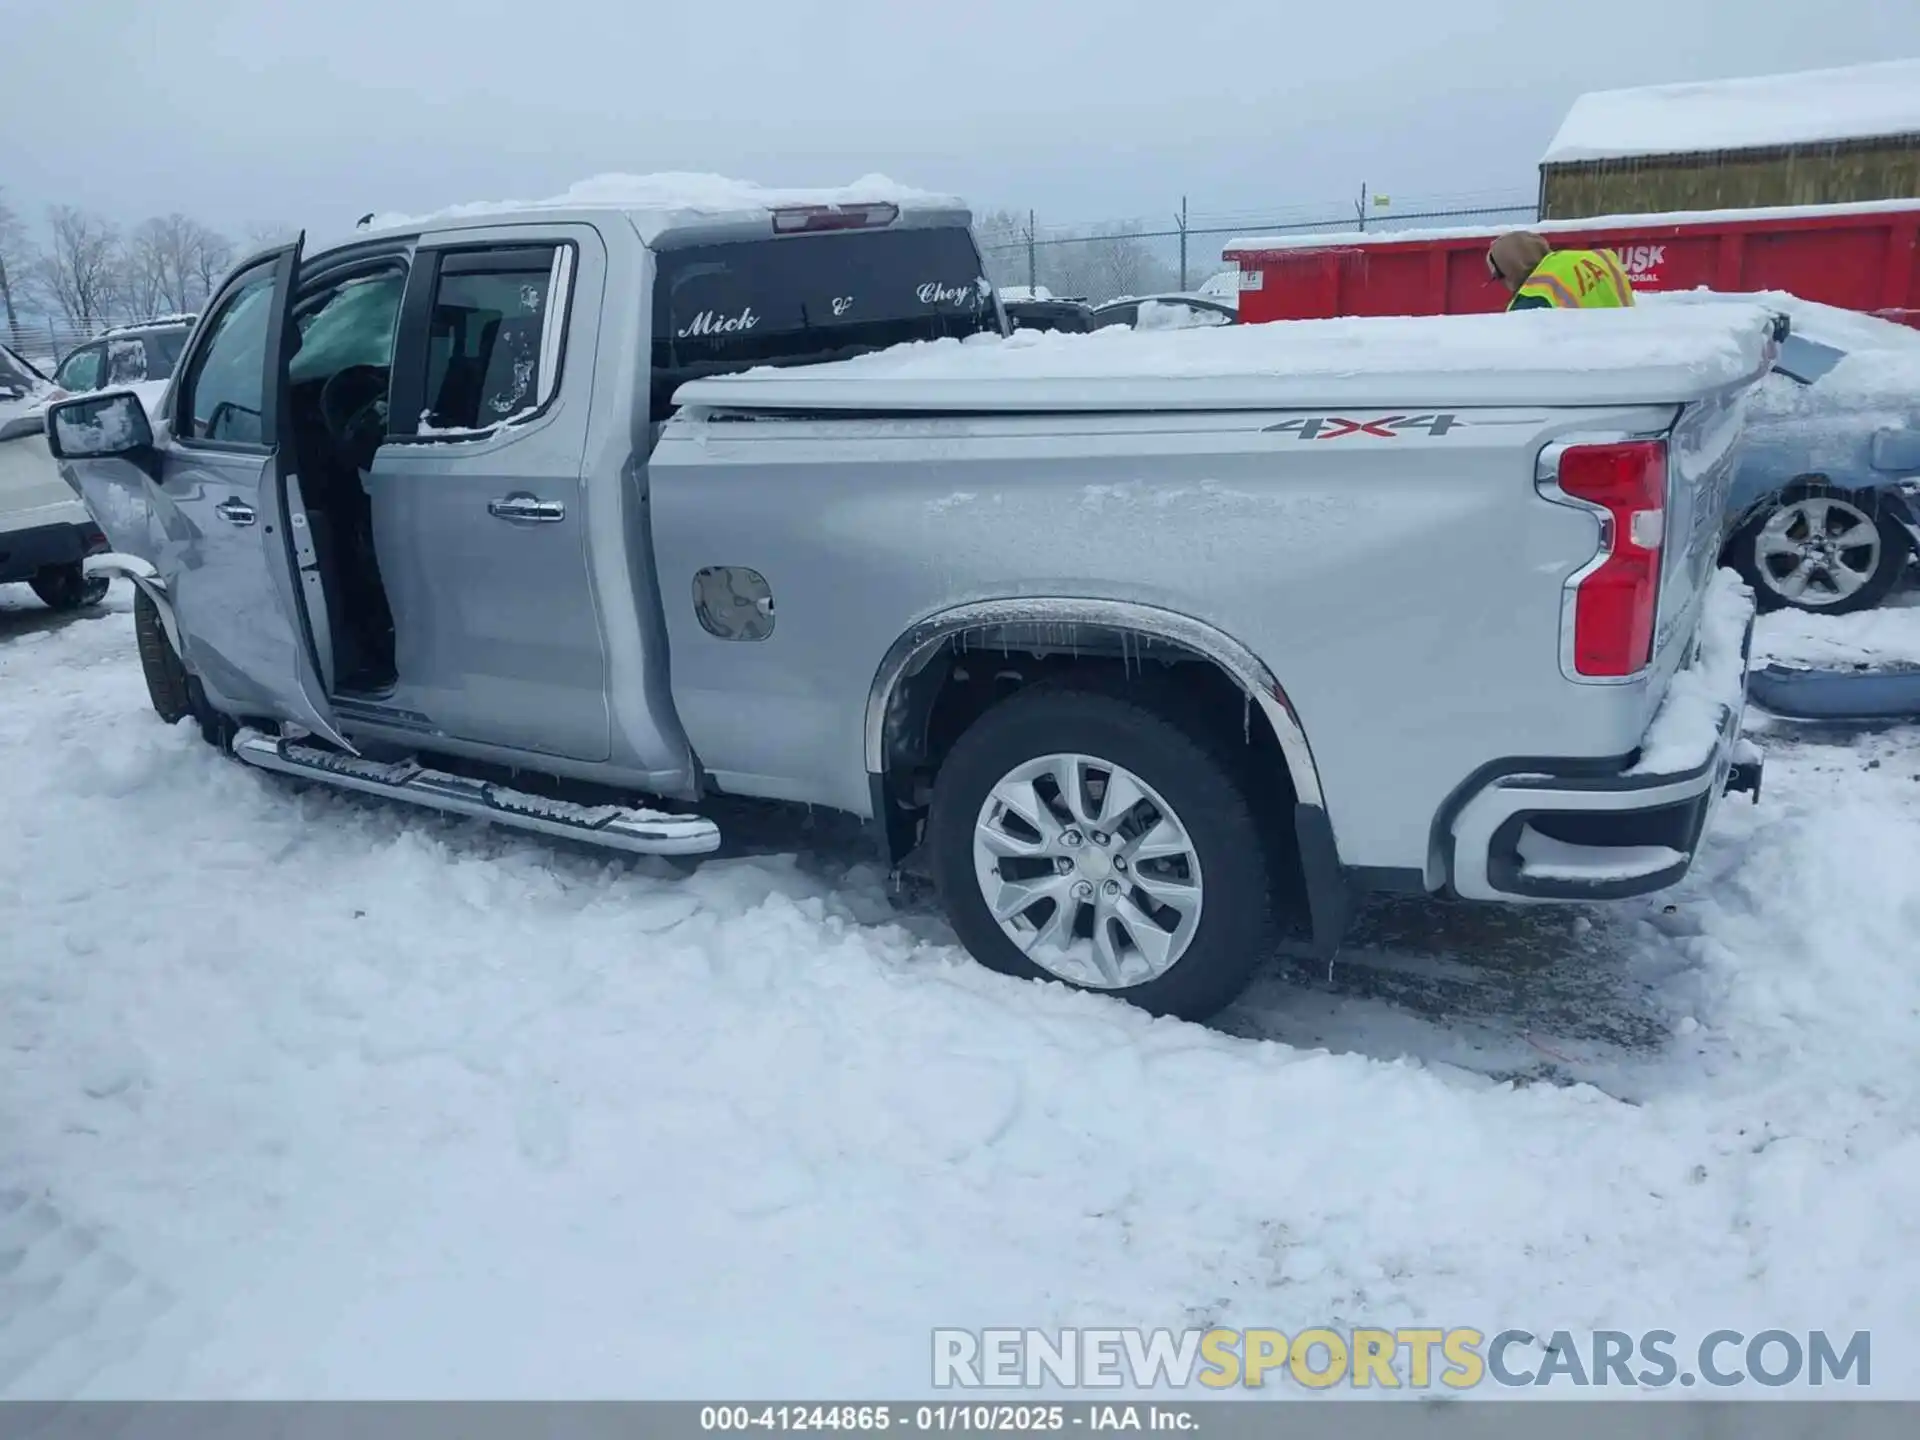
[698,1405,1196,1432]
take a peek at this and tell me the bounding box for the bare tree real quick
[972,208,1031,289]
[192,225,235,307]
[1023,222,1178,307]
[124,219,174,318]
[29,206,124,326]
[243,222,296,251]
[1075,226,1176,305]
[0,192,21,341]
[126,214,233,315]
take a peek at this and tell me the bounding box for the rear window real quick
[650,226,996,421]
[142,327,190,377]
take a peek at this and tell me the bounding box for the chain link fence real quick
[1,315,178,372]
[976,189,1540,305]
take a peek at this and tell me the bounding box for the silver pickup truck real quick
[46,186,1774,1020]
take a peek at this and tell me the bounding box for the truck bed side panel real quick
[647,405,1682,870]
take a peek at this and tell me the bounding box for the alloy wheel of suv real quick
[1734,482,1908,616]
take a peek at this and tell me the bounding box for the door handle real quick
[487,495,565,523]
[215,498,256,526]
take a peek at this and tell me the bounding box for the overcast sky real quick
[5,0,1919,248]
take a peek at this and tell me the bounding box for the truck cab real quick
[48,187,1000,783]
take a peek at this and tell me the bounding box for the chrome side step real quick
[231,728,721,856]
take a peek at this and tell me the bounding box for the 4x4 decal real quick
[1263,413,1463,440]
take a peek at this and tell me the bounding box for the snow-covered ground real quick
[4,582,1920,1399]
[1755,592,1920,671]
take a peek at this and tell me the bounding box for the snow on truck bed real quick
[673,304,1782,413]
[1542,57,1920,165]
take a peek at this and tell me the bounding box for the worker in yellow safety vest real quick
[1486,231,1636,310]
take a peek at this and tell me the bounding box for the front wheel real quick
[29,562,110,612]
[131,587,231,747]
[1731,482,1910,616]
[926,684,1277,1021]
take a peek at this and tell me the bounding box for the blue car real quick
[1660,291,1920,615]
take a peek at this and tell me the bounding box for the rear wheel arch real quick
[863,600,1340,945]
[867,600,1324,794]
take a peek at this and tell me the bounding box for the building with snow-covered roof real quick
[1538,58,1920,220]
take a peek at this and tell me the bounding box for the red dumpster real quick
[1222,198,1920,329]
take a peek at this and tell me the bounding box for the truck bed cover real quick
[671,303,1783,413]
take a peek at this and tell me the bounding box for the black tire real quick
[927,683,1277,1021]
[29,562,110,612]
[133,587,195,725]
[1729,480,1910,617]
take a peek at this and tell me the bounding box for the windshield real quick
[1774,334,1848,386]
[291,273,406,384]
[650,225,996,421]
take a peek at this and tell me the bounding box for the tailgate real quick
[1649,310,1785,680]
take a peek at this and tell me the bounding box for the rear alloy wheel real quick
[974,752,1206,989]
[29,562,110,612]
[1735,484,1909,616]
[928,685,1276,1020]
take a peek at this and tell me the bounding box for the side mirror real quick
[45,389,155,462]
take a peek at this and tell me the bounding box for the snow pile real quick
[1754,601,1920,671]
[102,313,198,335]
[1134,299,1232,331]
[1626,567,1754,776]
[1224,197,1920,255]
[1515,825,1682,883]
[1543,58,1920,165]
[1645,288,1920,359]
[6,593,1920,1398]
[674,303,1782,412]
[360,173,962,243]
[1646,289,1920,404]
[1644,291,1920,488]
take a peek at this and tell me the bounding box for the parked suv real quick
[1,342,109,610]
[48,316,195,402]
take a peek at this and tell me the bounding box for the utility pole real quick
[1176,196,1189,291]
[1357,183,1368,233]
[1026,209,1037,293]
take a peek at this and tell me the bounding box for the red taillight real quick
[770,202,900,233]
[1557,440,1666,678]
